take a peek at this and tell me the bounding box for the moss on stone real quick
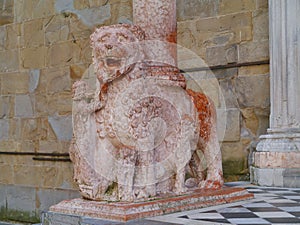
[0,208,40,224]
[222,158,249,182]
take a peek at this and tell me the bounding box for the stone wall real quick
[0,0,269,223]
[177,0,270,181]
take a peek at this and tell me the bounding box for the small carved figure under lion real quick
[70,24,224,202]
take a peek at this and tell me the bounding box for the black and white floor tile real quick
[149,182,300,225]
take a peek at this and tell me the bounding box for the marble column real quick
[251,0,300,187]
[133,0,177,66]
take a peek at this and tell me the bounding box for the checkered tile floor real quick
[149,182,300,225]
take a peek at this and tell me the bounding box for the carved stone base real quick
[251,132,300,188]
[48,187,253,222]
[256,131,300,152]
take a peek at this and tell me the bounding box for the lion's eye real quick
[118,34,128,42]
[99,34,110,43]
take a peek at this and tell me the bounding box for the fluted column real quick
[251,0,300,187]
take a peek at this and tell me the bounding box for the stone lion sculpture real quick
[70,24,223,202]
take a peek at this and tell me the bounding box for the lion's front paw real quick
[199,180,223,189]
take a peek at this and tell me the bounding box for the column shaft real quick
[251,0,300,187]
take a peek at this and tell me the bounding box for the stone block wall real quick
[0,0,133,222]
[177,0,270,181]
[0,0,269,223]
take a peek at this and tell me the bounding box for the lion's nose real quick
[105,44,113,50]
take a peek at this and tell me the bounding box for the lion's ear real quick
[90,30,98,47]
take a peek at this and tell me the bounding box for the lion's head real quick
[91,24,145,84]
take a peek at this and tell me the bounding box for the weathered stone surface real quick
[29,69,40,93]
[0,24,21,50]
[55,164,77,189]
[48,115,72,141]
[0,140,18,152]
[0,183,78,222]
[47,41,81,67]
[74,0,90,10]
[45,15,70,46]
[32,0,56,19]
[13,164,53,187]
[196,12,252,35]
[234,74,270,108]
[221,141,249,181]
[77,39,92,63]
[0,26,6,50]
[6,23,21,50]
[37,188,80,214]
[241,108,259,136]
[177,0,218,20]
[0,96,11,119]
[254,108,269,135]
[206,44,237,66]
[15,95,34,118]
[55,0,111,28]
[238,64,269,76]
[256,0,268,9]
[20,118,39,140]
[0,164,13,184]
[38,140,59,153]
[21,47,46,69]
[20,140,37,152]
[209,68,238,80]
[219,79,239,108]
[238,40,269,63]
[0,72,29,95]
[39,67,71,94]
[70,64,88,80]
[218,0,255,15]
[0,50,19,72]
[178,12,253,62]
[6,185,37,219]
[221,142,248,161]
[217,108,240,142]
[0,0,13,25]
[34,94,48,117]
[14,0,34,22]
[23,18,45,47]
[110,0,133,24]
[253,9,269,41]
[177,24,201,57]
[0,119,9,141]
[47,93,72,115]
[68,15,93,40]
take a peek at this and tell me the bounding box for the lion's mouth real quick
[104,57,123,68]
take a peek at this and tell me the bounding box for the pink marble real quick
[70,1,224,203]
[50,187,252,221]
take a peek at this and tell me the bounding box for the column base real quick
[251,131,300,188]
[256,131,300,152]
[251,167,300,188]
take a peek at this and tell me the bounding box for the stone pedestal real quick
[251,0,300,187]
[46,187,252,223]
